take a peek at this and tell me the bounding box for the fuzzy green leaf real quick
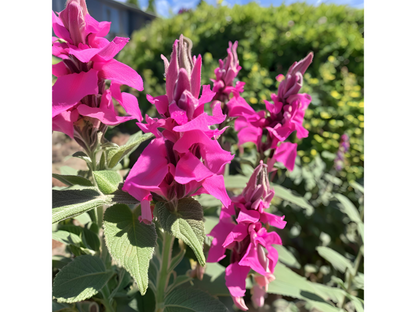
[52,255,113,303]
[276,245,301,269]
[334,194,362,224]
[316,246,354,273]
[52,174,93,187]
[156,198,205,266]
[52,188,108,224]
[52,230,82,247]
[103,204,157,295]
[93,170,122,195]
[107,132,153,168]
[164,285,229,312]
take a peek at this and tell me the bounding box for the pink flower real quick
[52,0,143,140]
[227,53,313,171]
[207,162,286,310]
[123,35,233,223]
[211,41,244,104]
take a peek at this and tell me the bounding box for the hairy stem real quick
[155,231,175,312]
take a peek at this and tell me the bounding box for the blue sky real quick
[119,0,364,17]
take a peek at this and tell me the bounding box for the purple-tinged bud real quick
[251,284,266,309]
[60,0,88,46]
[232,296,248,311]
[243,161,274,211]
[277,52,313,104]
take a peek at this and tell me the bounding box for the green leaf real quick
[349,181,364,194]
[103,204,157,295]
[107,132,153,168]
[192,263,229,297]
[164,285,229,312]
[72,151,91,162]
[52,300,73,312]
[268,263,343,312]
[223,174,248,189]
[346,294,364,312]
[316,246,354,273]
[156,198,206,266]
[204,216,219,235]
[60,166,78,176]
[272,184,314,213]
[52,174,93,187]
[81,227,101,252]
[353,272,364,290]
[195,194,221,208]
[334,194,362,224]
[52,230,82,247]
[358,223,364,240]
[107,189,139,205]
[52,256,73,270]
[276,245,301,269]
[52,255,114,303]
[52,188,109,224]
[93,170,123,195]
[74,212,92,225]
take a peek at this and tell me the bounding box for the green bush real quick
[117,1,364,181]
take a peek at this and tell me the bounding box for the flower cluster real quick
[52,0,143,150]
[334,133,350,171]
[122,35,234,224]
[207,162,286,310]
[227,52,313,171]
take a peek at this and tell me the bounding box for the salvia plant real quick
[52,1,363,312]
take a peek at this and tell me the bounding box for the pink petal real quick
[123,138,168,200]
[84,14,111,37]
[147,94,169,116]
[260,213,286,229]
[207,209,235,263]
[93,37,129,62]
[225,262,251,297]
[52,11,72,44]
[52,62,70,77]
[251,284,266,309]
[138,200,153,224]
[175,152,213,184]
[165,40,179,103]
[52,109,79,138]
[198,85,216,106]
[110,82,143,122]
[94,59,143,91]
[66,46,101,63]
[239,242,268,276]
[232,296,248,311]
[223,223,249,247]
[174,68,191,102]
[168,101,188,125]
[273,142,297,171]
[52,69,99,117]
[191,55,202,98]
[202,175,231,208]
[236,209,260,224]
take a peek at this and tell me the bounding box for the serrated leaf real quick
[276,245,301,269]
[316,246,354,273]
[107,189,139,205]
[107,132,153,168]
[103,204,157,296]
[334,194,362,224]
[52,189,109,224]
[52,174,93,187]
[52,255,113,303]
[93,170,123,195]
[192,263,229,297]
[164,285,229,312]
[156,198,206,266]
[52,256,73,270]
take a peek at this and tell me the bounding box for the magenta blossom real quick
[211,41,244,105]
[123,35,233,224]
[227,53,313,171]
[207,162,286,310]
[52,0,143,142]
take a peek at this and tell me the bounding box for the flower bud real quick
[243,161,274,210]
[60,0,88,46]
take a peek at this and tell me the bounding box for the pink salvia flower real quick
[123,35,233,224]
[52,0,143,144]
[227,53,313,172]
[212,41,244,104]
[208,162,286,310]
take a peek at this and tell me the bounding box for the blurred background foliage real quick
[72,1,364,310]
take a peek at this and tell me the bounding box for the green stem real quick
[100,284,115,312]
[155,231,175,312]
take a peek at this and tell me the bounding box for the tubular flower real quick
[211,41,244,105]
[52,0,143,148]
[227,53,313,171]
[123,35,233,224]
[207,162,286,310]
